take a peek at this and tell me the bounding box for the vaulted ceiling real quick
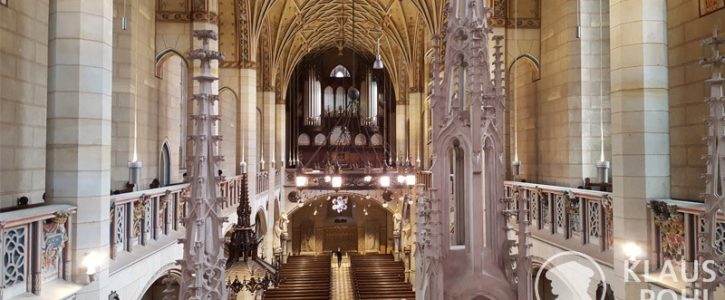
[160,0,540,103]
[240,0,445,103]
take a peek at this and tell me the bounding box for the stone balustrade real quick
[274,169,281,187]
[108,176,245,262]
[257,171,270,194]
[0,204,77,298]
[504,181,614,264]
[647,199,715,275]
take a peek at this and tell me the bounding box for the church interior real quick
[1,0,725,299]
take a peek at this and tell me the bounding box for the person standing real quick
[335,248,343,268]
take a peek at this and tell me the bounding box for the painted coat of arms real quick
[700,0,725,16]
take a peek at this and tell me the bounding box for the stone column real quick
[239,69,257,197]
[46,0,113,297]
[609,0,669,298]
[408,92,423,165]
[275,100,286,170]
[262,91,275,170]
[396,102,407,161]
[262,90,276,262]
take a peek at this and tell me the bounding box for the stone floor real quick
[331,255,354,300]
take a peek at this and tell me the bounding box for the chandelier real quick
[331,196,349,213]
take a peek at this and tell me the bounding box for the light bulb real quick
[331,176,343,188]
[298,200,304,207]
[295,176,308,187]
[380,176,391,187]
[313,209,318,216]
[623,242,643,261]
[397,175,405,184]
[382,202,388,208]
[364,175,372,182]
[324,175,332,183]
[405,174,416,186]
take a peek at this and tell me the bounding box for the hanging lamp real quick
[373,37,384,69]
[347,0,360,101]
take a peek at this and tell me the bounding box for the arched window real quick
[160,143,171,186]
[450,139,465,247]
[330,64,351,78]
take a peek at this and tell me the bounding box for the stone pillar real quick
[262,91,276,263]
[408,92,423,165]
[275,101,286,170]
[395,102,407,161]
[46,0,113,297]
[609,0,669,298]
[239,69,257,196]
[262,91,275,170]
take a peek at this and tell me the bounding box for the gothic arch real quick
[138,263,182,299]
[155,48,190,78]
[159,141,171,186]
[254,207,268,237]
[219,86,239,100]
[507,53,541,82]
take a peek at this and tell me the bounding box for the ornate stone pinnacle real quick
[178,29,227,300]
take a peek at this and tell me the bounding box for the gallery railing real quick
[647,199,714,272]
[504,181,614,264]
[257,171,269,194]
[109,175,244,260]
[0,204,77,298]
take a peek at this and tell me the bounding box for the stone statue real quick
[272,219,282,250]
[393,213,402,235]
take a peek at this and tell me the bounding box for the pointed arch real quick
[155,48,190,79]
[507,53,541,82]
[159,141,171,186]
[329,64,351,78]
[156,50,189,175]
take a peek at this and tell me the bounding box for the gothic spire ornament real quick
[699,26,725,298]
[177,30,227,300]
[417,1,531,299]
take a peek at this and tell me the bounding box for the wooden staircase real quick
[350,253,415,300]
[263,255,331,299]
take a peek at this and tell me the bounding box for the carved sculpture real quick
[416,1,531,299]
[393,213,402,235]
[177,30,227,300]
[651,201,685,262]
[42,212,69,280]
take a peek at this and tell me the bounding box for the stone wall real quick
[157,55,186,184]
[111,0,160,190]
[509,60,539,181]
[668,1,725,200]
[0,0,49,207]
[110,0,206,190]
[506,0,611,187]
[537,0,581,186]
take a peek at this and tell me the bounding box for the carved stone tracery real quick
[416,1,530,299]
[700,27,725,295]
[178,30,228,300]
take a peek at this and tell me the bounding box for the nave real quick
[228,252,414,300]
[2,0,725,298]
